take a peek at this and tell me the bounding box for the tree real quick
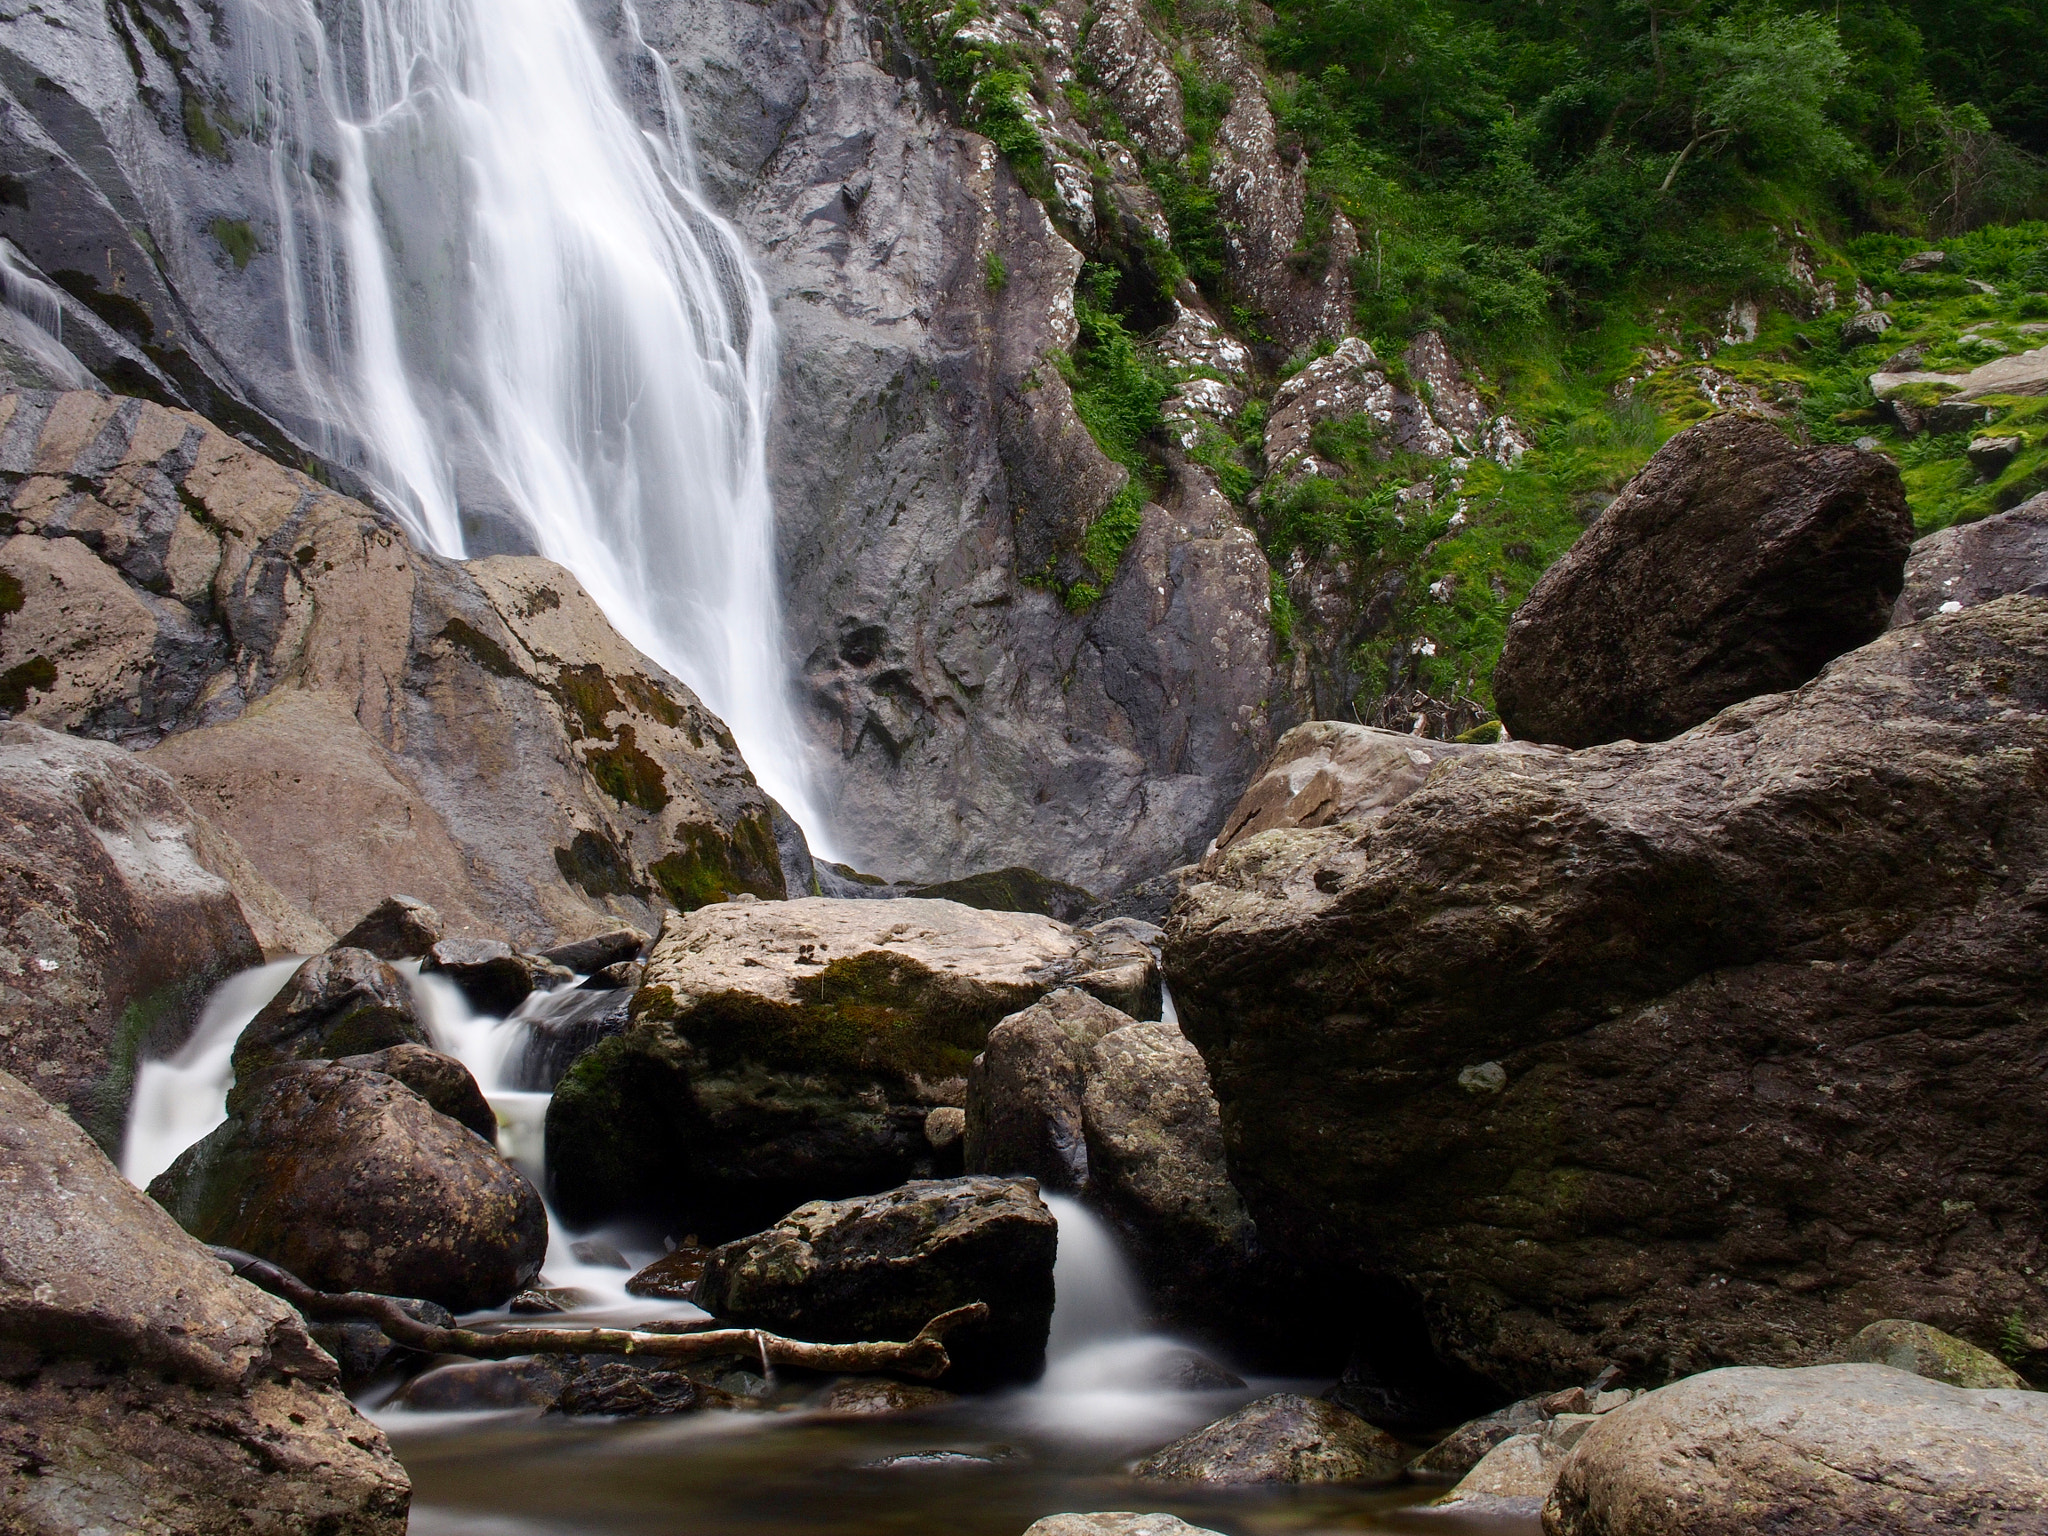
[1657,9,1857,191]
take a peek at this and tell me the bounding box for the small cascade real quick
[0,238,97,390]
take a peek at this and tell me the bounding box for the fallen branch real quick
[210,1247,985,1379]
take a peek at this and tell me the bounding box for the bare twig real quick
[211,1247,985,1379]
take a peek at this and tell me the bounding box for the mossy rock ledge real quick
[545,896,1158,1238]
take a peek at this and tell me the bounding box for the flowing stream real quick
[118,963,1528,1533]
[238,0,830,847]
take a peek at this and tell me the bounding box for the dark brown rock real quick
[230,947,427,1081]
[149,1061,547,1313]
[1493,414,1913,747]
[0,1069,410,1534]
[541,926,650,974]
[0,722,264,1150]
[816,1377,958,1415]
[693,1176,1058,1388]
[1543,1365,2048,1535]
[335,895,443,961]
[624,1246,708,1299]
[424,937,572,1017]
[335,1043,498,1143]
[1892,491,2048,625]
[1133,1393,1406,1484]
[1168,597,2048,1396]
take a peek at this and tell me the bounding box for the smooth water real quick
[237,0,831,848]
[122,966,1532,1535]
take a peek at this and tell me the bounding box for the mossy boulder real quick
[1842,1320,2026,1391]
[229,948,428,1081]
[545,897,1158,1237]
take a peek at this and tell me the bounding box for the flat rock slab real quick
[1546,1364,2048,1535]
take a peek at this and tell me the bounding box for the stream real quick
[121,964,1535,1536]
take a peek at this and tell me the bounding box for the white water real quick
[238,0,831,848]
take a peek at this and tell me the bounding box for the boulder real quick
[394,1354,741,1416]
[230,947,429,1079]
[334,1043,498,1144]
[149,1061,547,1312]
[966,987,1134,1190]
[1893,492,2048,624]
[1079,1020,1251,1317]
[1167,597,2048,1395]
[1437,1415,1598,1516]
[546,898,1158,1235]
[816,1377,958,1415]
[1543,1364,2048,1535]
[0,1069,410,1534]
[0,391,784,949]
[0,721,264,1150]
[423,936,573,1016]
[515,983,635,1090]
[1410,1392,1555,1477]
[1492,413,1913,747]
[541,926,649,974]
[1212,720,1558,854]
[1132,1393,1406,1484]
[692,1177,1058,1388]
[1842,1319,2026,1390]
[625,1245,709,1300]
[335,895,444,961]
[1022,1519,1227,1536]
[1969,434,2025,476]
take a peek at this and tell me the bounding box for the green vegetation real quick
[984,249,1009,291]
[209,217,259,270]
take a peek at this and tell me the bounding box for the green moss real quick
[1455,720,1504,743]
[208,217,258,269]
[439,617,521,679]
[985,250,1009,291]
[0,569,23,617]
[584,726,671,812]
[553,663,621,737]
[181,91,228,161]
[0,655,56,712]
[906,864,1095,919]
[648,818,782,912]
[555,828,648,900]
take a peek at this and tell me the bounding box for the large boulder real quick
[692,1176,1058,1388]
[229,947,428,1078]
[546,897,1158,1235]
[149,1060,546,1312]
[0,391,784,949]
[1167,597,2048,1396]
[0,1070,410,1534]
[1543,1364,2048,1535]
[1492,413,1913,747]
[1892,491,2048,625]
[335,895,444,962]
[0,720,263,1150]
[1132,1393,1405,1484]
[334,1043,499,1144]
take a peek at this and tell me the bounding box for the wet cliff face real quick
[627,0,1286,891]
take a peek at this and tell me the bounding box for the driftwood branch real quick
[211,1247,986,1380]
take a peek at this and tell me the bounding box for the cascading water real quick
[237,0,831,847]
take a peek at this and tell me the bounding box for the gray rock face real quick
[1493,413,1914,747]
[230,948,428,1079]
[1133,1393,1406,1484]
[693,1176,1059,1387]
[1168,598,2048,1396]
[0,719,263,1149]
[0,1069,410,1535]
[150,1060,547,1313]
[0,391,784,948]
[547,898,1155,1236]
[1842,1319,2027,1391]
[630,0,1279,893]
[1893,492,2048,624]
[1544,1365,2048,1535]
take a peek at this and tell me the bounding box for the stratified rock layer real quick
[150,1060,546,1313]
[0,720,262,1149]
[0,391,782,948]
[0,1069,410,1535]
[1544,1365,2048,1535]
[693,1176,1058,1387]
[1493,414,1912,747]
[1168,597,2048,1395]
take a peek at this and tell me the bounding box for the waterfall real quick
[241,0,831,849]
